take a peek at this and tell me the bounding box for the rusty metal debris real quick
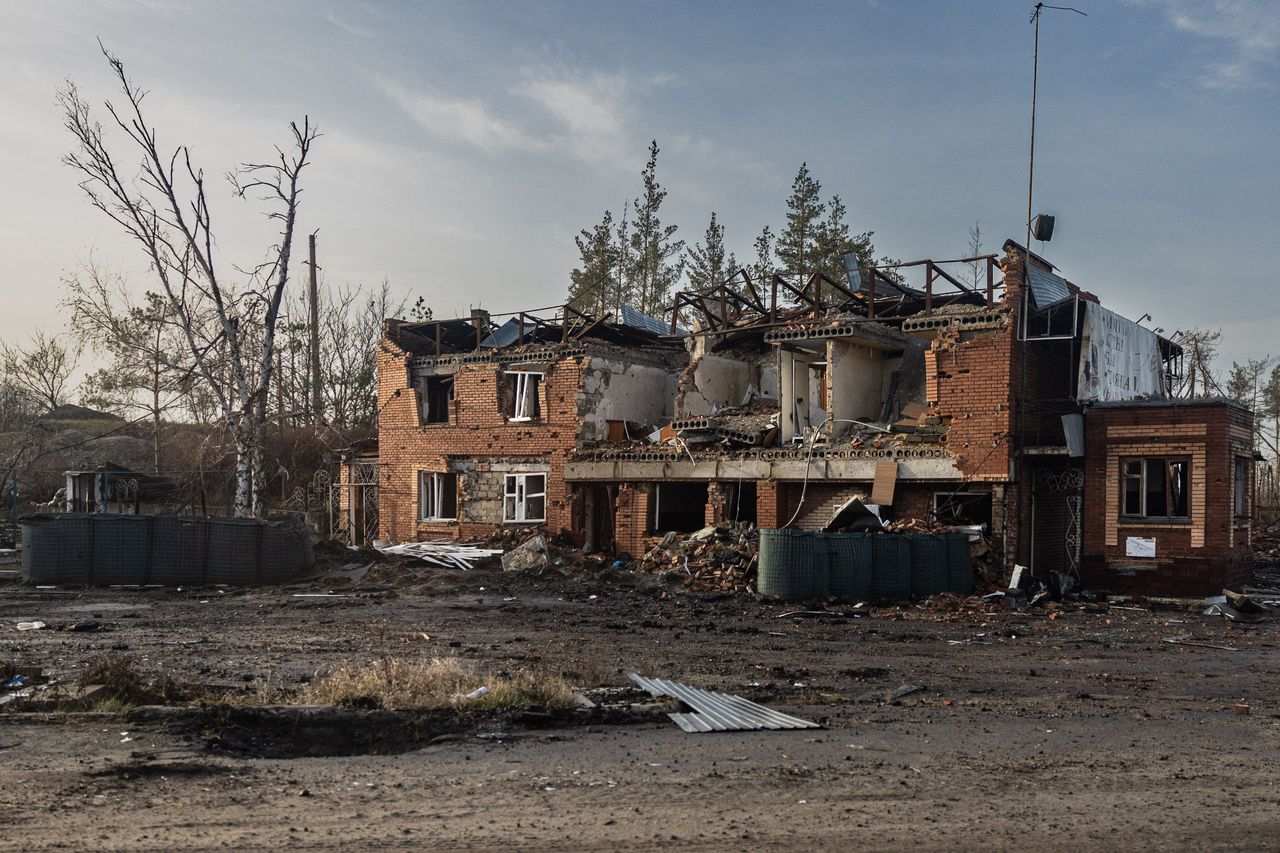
[627,673,820,733]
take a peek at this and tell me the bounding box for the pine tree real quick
[749,226,774,292]
[567,210,618,315]
[775,163,825,278]
[628,140,684,316]
[686,212,729,293]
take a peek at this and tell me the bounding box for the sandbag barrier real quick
[758,528,973,602]
[19,513,314,587]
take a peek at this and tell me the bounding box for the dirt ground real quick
[2,562,1279,851]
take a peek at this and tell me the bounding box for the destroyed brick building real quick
[373,240,1254,596]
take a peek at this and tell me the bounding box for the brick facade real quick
[373,244,1256,595]
[1082,401,1253,596]
[375,339,584,543]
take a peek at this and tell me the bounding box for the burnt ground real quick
[2,562,1279,851]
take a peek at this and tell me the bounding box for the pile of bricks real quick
[639,523,759,593]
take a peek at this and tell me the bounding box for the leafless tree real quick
[0,330,79,413]
[60,44,318,516]
[63,257,195,472]
[1172,327,1223,398]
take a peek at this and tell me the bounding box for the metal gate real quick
[1032,465,1083,580]
[331,461,379,546]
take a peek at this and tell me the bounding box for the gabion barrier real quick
[758,529,973,602]
[20,513,314,586]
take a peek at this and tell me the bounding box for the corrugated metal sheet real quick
[479,317,522,348]
[1026,266,1072,309]
[628,673,820,733]
[620,304,684,336]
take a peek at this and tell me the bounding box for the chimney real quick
[470,308,490,349]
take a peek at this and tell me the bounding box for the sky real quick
[2,0,1277,373]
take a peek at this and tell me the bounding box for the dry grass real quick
[302,657,575,711]
[79,654,185,707]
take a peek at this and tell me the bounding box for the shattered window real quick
[1234,458,1249,519]
[1120,457,1189,520]
[419,472,458,520]
[422,376,453,424]
[504,473,546,523]
[505,371,543,421]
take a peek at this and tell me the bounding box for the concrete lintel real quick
[565,455,963,482]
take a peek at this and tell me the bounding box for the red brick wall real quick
[1082,402,1253,596]
[376,340,584,543]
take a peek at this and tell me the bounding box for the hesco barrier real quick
[19,513,314,586]
[758,529,973,602]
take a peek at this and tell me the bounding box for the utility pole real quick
[308,231,323,425]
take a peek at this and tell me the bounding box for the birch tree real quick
[60,45,318,516]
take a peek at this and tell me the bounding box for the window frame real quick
[504,371,543,422]
[421,376,454,425]
[503,473,547,523]
[1119,456,1190,521]
[418,471,458,521]
[1234,456,1250,522]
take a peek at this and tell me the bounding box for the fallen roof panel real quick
[628,673,821,732]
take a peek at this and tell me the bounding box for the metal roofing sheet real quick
[620,304,684,336]
[628,673,820,733]
[1026,265,1072,309]
[479,317,522,348]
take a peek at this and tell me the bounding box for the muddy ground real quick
[2,562,1279,851]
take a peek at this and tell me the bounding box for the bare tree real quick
[60,45,318,516]
[965,220,984,289]
[63,258,192,472]
[1173,327,1223,398]
[0,330,79,413]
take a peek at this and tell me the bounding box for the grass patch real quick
[302,657,575,711]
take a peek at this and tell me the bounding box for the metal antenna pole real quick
[1027,3,1042,252]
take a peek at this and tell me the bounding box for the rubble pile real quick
[671,399,781,449]
[640,523,759,592]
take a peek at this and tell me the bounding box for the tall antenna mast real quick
[1026,3,1087,251]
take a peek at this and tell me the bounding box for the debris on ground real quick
[639,523,758,592]
[376,540,503,570]
[1163,635,1239,652]
[627,672,820,732]
[501,535,550,573]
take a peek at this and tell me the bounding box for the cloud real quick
[369,73,540,152]
[1136,0,1280,90]
[324,11,375,39]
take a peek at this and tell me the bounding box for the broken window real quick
[504,371,543,421]
[648,482,709,533]
[726,482,757,525]
[1121,458,1189,519]
[932,492,992,528]
[418,472,458,521]
[1235,457,1249,520]
[422,377,453,424]
[504,473,546,523]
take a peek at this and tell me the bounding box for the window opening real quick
[423,377,453,424]
[648,482,709,533]
[505,371,543,421]
[504,473,546,522]
[419,472,458,520]
[1120,457,1189,519]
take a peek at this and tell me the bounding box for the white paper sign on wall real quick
[1125,536,1156,558]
